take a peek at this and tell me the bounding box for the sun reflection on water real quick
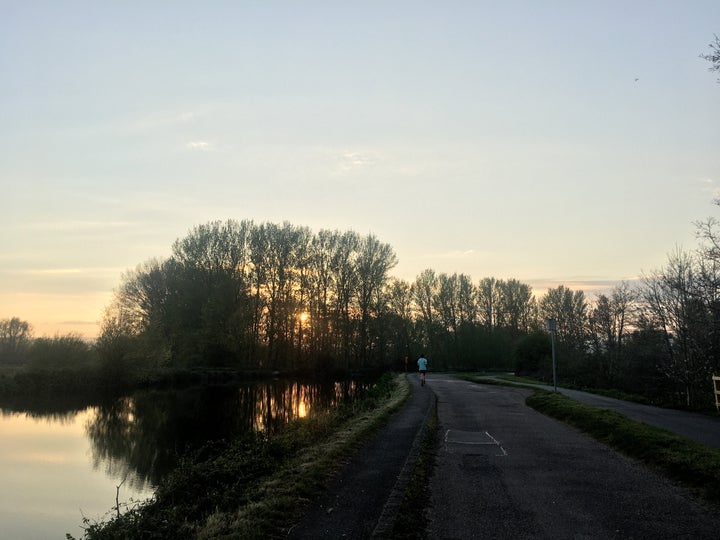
[0,377,370,539]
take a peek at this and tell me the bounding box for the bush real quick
[513,331,551,379]
[27,334,96,370]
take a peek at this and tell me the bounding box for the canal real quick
[0,378,366,539]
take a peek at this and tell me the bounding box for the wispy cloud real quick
[434,249,478,259]
[525,276,642,297]
[335,151,377,173]
[186,140,213,151]
[176,112,197,124]
[0,266,122,296]
[699,178,720,199]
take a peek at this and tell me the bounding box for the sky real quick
[2,1,719,338]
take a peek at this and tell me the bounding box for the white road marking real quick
[484,431,508,456]
[444,429,508,456]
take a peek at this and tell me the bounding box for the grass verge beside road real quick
[527,391,720,506]
[459,374,720,507]
[391,401,439,539]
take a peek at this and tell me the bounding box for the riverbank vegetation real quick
[67,372,408,539]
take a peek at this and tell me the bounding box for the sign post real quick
[546,318,557,393]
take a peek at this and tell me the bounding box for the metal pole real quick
[550,328,557,393]
[546,318,557,393]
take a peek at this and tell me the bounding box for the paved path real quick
[479,376,720,449]
[288,375,434,539]
[428,375,720,539]
[289,374,720,538]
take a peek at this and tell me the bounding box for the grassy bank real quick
[69,372,410,540]
[526,391,720,505]
[465,373,707,410]
[391,401,439,539]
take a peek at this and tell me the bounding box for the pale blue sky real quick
[1,1,719,337]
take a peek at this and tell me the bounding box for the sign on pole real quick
[546,319,557,392]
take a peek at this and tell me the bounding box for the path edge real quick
[371,388,437,538]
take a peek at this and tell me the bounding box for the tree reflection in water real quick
[86,379,367,490]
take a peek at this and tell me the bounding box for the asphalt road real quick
[428,375,720,539]
[479,376,720,449]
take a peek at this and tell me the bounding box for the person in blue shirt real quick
[417,354,428,386]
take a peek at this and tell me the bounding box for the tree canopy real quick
[701,34,720,82]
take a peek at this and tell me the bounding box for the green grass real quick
[70,372,411,540]
[390,401,439,539]
[454,373,533,389]
[459,373,678,409]
[526,391,720,506]
[492,374,547,385]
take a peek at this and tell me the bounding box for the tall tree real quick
[701,34,720,83]
[355,234,398,366]
[99,258,174,366]
[496,279,536,335]
[642,249,712,406]
[170,220,253,365]
[539,285,587,351]
[694,215,720,378]
[255,222,311,368]
[455,273,478,328]
[587,282,637,386]
[413,269,439,355]
[305,229,340,361]
[385,278,415,360]
[588,282,636,353]
[0,317,32,364]
[477,277,500,329]
[435,273,460,336]
[434,273,461,361]
[331,231,361,367]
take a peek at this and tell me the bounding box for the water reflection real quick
[0,391,94,423]
[0,407,153,540]
[85,379,366,488]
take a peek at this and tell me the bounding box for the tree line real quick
[3,213,720,408]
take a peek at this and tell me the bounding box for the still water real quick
[0,379,365,539]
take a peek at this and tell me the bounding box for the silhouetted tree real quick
[496,279,537,336]
[0,317,32,364]
[539,285,588,381]
[477,277,500,329]
[330,230,360,369]
[641,249,714,407]
[28,334,94,370]
[384,278,416,361]
[412,269,442,362]
[701,34,720,83]
[355,234,398,366]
